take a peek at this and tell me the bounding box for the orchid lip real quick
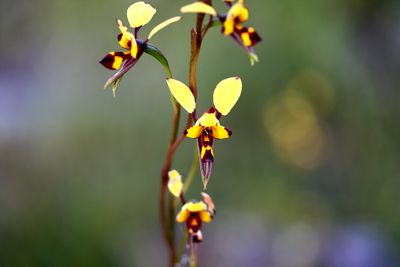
[200,159,213,189]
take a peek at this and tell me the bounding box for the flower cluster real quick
[99,0,261,264]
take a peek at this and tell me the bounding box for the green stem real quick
[176,2,211,266]
[201,16,221,39]
[160,133,185,267]
[176,229,189,264]
[148,43,181,266]
[159,1,213,266]
[189,240,198,267]
[183,149,199,193]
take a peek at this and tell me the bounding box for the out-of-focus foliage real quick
[0,0,399,266]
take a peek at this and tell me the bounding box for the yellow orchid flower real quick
[176,200,214,242]
[100,1,181,96]
[180,0,261,65]
[166,77,242,188]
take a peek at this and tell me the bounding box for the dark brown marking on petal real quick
[225,127,232,137]
[192,232,203,243]
[201,132,214,149]
[235,25,262,47]
[202,147,214,161]
[208,107,217,114]
[99,51,130,70]
[248,29,262,46]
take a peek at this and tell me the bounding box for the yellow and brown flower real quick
[184,108,232,185]
[180,0,261,65]
[166,77,242,188]
[176,200,214,242]
[222,0,261,47]
[100,1,181,96]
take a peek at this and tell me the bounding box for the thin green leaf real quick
[144,43,172,78]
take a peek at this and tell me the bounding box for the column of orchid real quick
[99,1,261,266]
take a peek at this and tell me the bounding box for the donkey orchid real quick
[166,77,242,188]
[100,1,181,96]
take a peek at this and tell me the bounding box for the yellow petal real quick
[184,125,203,138]
[116,19,138,57]
[117,19,129,34]
[223,2,248,35]
[212,125,231,139]
[223,17,235,35]
[241,31,252,47]
[237,5,248,22]
[168,170,183,197]
[229,2,248,22]
[168,169,182,180]
[213,77,242,115]
[127,1,156,28]
[130,36,138,58]
[196,112,219,127]
[117,19,134,45]
[118,31,132,50]
[166,78,196,113]
[199,211,212,222]
[148,16,181,39]
[180,2,217,16]
[185,201,207,212]
[176,209,190,223]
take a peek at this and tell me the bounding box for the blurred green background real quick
[1,0,400,266]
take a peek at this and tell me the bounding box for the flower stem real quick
[159,68,181,267]
[189,240,199,267]
[184,3,211,266]
[183,148,199,193]
[160,133,185,267]
[160,1,212,266]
